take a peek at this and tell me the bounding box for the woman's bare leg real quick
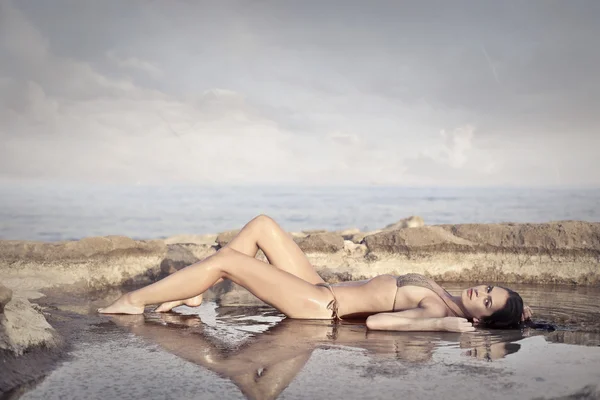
[99,247,333,318]
[226,215,324,283]
[156,215,324,312]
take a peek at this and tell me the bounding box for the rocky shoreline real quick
[1,218,599,393]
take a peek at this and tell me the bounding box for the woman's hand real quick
[441,317,475,332]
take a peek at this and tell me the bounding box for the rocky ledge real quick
[0,219,598,364]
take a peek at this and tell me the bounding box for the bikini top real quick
[395,273,468,317]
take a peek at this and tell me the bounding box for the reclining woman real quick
[99,215,532,332]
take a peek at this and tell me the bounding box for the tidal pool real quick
[15,283,600,400]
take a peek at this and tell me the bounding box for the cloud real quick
[440,125,474,168]
[0,3,290,183]
[328,131,360,147]
[403,126,499,185]
[106,51,163,79]
[0,0,599,187]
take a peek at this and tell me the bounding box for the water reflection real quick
[458,331,524,361]
[108,307,526,400]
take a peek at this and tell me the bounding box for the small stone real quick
[382,216,425,231]
[0,283,13,314]
[294,233,344,253]
[215,230,241,247]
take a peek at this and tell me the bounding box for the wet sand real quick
[12,284,600,400]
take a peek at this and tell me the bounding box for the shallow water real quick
[16,283,600,400]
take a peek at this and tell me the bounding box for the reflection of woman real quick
[459,331,524,361]
[100,215,531,331]
[113,313,523,400]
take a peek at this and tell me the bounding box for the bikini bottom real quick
[315,282,340,320]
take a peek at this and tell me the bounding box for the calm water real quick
[1,183,599,241]
[17,283,600,400]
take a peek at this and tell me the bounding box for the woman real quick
[99,215,532,331]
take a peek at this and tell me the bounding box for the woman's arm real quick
[366,307,475,332]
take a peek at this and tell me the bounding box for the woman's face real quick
[461,285,509,320]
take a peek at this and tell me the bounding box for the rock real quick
[445,221,600,251]
[0,236,167,290]
[215,230,241,247]
[337,228,361,240]
[160,244,200,275]
[160,243,217,275]
[344,240,368,256]
[364,226,474,253]
[0,283,12,313]
[383,216,425,231]
[0,294,59,355]
[0,235,161,262]
[163,234,218,246]
[294,233,344,253]
[364,221,600,254]
[302,229,328,235]
[347,231,381,244]
[290,232,308,239]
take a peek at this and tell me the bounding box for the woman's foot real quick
[98,293,145,315]
[155,295,203,313]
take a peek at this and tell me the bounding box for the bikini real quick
[317,273,467,320]
[316,282,342,320]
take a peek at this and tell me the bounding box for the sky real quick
[0,0,598,187]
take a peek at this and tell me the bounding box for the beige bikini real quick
[317,273,467,320]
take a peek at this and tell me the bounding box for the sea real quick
[0,182,598,242]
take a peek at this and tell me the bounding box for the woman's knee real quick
[214,247,242,276]
[251,214,281,235]
[252,214,277,226]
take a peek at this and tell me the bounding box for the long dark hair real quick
[481,287,524,328]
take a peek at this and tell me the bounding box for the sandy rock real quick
[294,233,344,253]
[160,244,199,275]
[255,249,269,262]
[290,232,308,239]
[347,231,381,244]
[383,215,425,231]
[163,234,218,246]
[445,221,600,251]
[302,229,329,235]
[0,236,149,262]
[160,243,217,275]
[364,221,600,254]
[344,240,368,256]
[0,236,167,291]
[337,228,361,240]
[215,230,241,247]
[0,293,59,355]
[0,283,11,313]
[364,226,475,253]
[0,236,165,263]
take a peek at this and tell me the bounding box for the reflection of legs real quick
[111,315,317,400]
[99,248,332,318]
[157,215,324,312]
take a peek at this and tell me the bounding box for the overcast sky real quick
[1,0,598,187]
